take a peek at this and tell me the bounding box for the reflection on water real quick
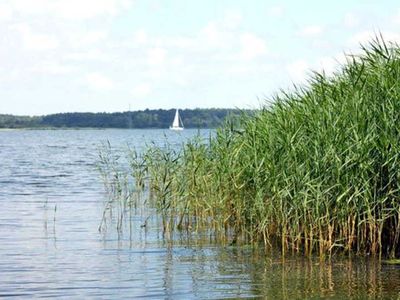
[0,129,400,299]
[247,253,400,299]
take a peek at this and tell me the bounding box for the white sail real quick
[172,110,180,127]
[170,109,184,130]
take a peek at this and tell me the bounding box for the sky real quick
[1,0,400,115]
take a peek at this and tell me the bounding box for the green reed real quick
[100,37,400,257]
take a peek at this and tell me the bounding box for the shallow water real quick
[0,129,400,299]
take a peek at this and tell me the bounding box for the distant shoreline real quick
[0,108,251,129]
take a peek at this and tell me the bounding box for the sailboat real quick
[169,109,184,131]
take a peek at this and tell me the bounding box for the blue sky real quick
[1,0,400,115]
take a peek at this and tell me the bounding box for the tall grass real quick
[100,37,400,257]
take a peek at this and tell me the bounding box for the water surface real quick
[1,129,400,299]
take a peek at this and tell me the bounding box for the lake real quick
[1,129,400,299]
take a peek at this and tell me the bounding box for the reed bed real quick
[99,37,400,257]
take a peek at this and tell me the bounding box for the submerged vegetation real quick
[99,38,400,257]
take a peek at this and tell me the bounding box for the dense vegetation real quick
[0,108,244,129]
[0,114,42,128]
[102,38,400,257]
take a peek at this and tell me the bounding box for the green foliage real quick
[0,114,42,128]
[117,37,400,257]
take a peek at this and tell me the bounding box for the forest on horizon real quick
[0,108,249,129]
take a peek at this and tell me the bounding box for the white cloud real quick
[239,33,267,60]
[6,0,133,20]
[228,63,272,76]
[200,22,221,45]
[310,39,333,50]
[131,83,151,97]
[167,36,196,49]
[199,22,236,51]
[144,68,163,80]
[13,23,58,51]
[34,62,76,75]
[8,0,49,15]
[65,49,110,61]
[77,31,108,46]
[147,47,166,65]
[381,32,400,44]
[315,56,339,75]
[343,13,360,28]
[169,56,184,68]
[52,0,131,19]
[349,30,400,46]
[85,72,114,90]
[0,3,13,21]
[348,31,374,46]
[133,29,148,45]
[268,5,284,18]
[222,10,243,30]
[286,60,309,83]
[26,33,58,51]
[173,76,187,87]
[392,9,400,24]
[298,25,324,37]
[59,30,109,49]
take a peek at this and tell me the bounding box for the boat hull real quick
[169,126,184,131]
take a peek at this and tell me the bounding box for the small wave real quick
[41,174,72,178]
[45,145,68,149]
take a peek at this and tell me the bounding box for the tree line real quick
[0,108,250,129]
